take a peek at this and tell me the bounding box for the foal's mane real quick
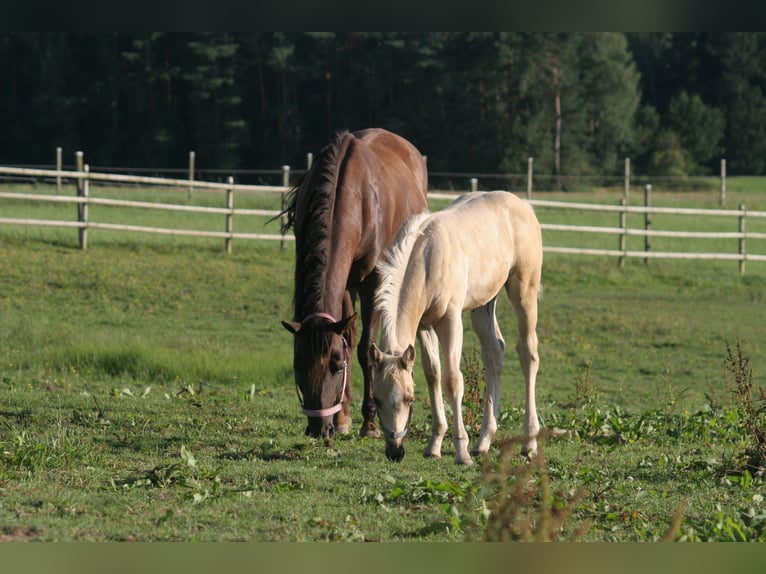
[281,130,349,318]
[375,211,431,346]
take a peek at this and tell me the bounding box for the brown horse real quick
[281,128,429,439]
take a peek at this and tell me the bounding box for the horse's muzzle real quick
[385,442,405,462]
[305,417,335,439]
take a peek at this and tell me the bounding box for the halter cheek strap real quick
[295,312,350,418]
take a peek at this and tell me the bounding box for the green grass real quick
[1,183,766,541]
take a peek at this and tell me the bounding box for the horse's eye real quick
[330,358,344,374]
[373,397,382,408]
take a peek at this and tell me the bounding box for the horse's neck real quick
[380,273,426,353]
[295,270,348,320]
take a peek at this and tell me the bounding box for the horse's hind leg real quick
[507,274,541,455]
[418,327,446,458]
[470,297,504,456]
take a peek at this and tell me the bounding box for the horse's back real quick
[424,191,542,307]
[341,129,429,274]
[350,128,428,204]
[445,191,540,248]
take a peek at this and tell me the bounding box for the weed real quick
[724,340,766,474]
[478,433,590,541]
[461,348,485,433]
[575,359,598,409]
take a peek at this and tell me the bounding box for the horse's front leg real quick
[357,287,381,438]
[418,328,446,458]
[436,312,472,465]
[335,290,357,435]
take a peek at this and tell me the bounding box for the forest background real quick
[1,32,764,178]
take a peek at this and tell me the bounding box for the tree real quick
[667,91,725,174]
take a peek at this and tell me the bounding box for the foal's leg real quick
[507,275,541,455]
[435,311,472,465]
[470,298,505,456]
[418,327,446,458]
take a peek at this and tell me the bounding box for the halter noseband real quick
[378,402,413,441]
[295,312,350,418]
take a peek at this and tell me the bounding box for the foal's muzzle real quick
[379,404,413,462]
[385,443,405,462]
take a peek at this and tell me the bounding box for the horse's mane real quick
[375,210,432,346]
[282,130,349,317]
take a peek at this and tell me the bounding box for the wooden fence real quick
[1,164,765,274]
[0,164,293,253]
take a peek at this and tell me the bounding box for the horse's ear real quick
[369,343,383,366]
[400,345,416,370]
[282,320,302,334]
[330,313,356,335]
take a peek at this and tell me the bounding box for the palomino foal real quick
[370,191,543,464]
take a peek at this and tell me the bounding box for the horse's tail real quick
[274,176,303,234]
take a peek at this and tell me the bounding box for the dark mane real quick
[282,130,349,319]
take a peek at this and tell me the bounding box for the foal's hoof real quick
[455,455,474,466]
[520,447,538,460]
[359,422,381,438]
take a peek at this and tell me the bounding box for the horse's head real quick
[369,343,416,462]
[282,313,355,439]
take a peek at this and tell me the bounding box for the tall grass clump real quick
[478,434,590,541]
[725,340,766,474]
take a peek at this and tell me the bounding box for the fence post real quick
[225,176,234,254]
[56,147,62,195]
[624,157,630,201]
[644,184,652,265]
[75,151,84,246]
[739,203,746,275]
[281,165,290,250]
[527,157,533,199]
[618,197,627,268]
[470,178,478,192]
[720,159,727,207]
[188,151,196,200]
[79,164,89,250]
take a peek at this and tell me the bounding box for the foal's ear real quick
[369,343,384,366]
[399,345,416,370]
[282,320,302,334]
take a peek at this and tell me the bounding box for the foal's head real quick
[369,343,416,462]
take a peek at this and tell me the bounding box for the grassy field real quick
[1,182,766,541]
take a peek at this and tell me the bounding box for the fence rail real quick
[2,166,765,273]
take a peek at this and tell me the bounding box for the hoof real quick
[423,452,442,459]
[336,424,350,435]
[359,422,381,438]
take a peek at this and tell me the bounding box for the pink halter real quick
[295,312,349,418]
